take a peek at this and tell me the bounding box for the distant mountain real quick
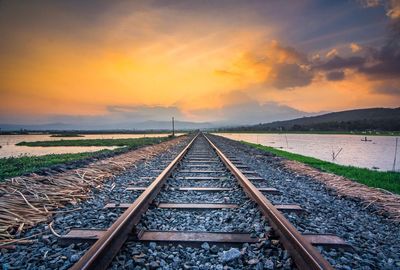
[220,107,400,132]
[2,107,399,132]
[0,120,218,131]
[0,123,70,131]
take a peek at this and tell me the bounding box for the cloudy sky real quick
[0,0,399,127]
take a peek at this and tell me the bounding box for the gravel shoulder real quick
[211,134,400,270]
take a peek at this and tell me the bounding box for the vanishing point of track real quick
[65,133,350,270]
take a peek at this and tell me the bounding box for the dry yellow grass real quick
[0,136,187,243]
[283,159,400,223]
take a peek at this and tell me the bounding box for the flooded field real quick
[0,134,177,158]
[216,133,400,172]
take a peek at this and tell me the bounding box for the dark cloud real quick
[262,37,400,92]
[313,43,400,80]
[358,43,400,79]
[271,63,313,89]
[315,56,366,70]
[326,70,345,81]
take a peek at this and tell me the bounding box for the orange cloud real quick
[350,42,362,52]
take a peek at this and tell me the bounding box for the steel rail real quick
[204,134,333,270]
[71,133,199,270]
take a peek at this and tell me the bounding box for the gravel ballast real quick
[210,134,400,270]
[110,136,291,269]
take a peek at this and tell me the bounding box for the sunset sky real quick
[0,0,399,127]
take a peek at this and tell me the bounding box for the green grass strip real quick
[0,151,106,181]
[50,134,84,137]
[2,137,171,181]
[242,141,400,195]
[16,137,168,147]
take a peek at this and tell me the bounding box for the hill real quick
[220,107,400,132]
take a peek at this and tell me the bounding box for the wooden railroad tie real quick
[59,229,352,251]
[125,186,281,194]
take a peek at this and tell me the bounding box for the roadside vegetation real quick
[1,136,171,181]
[243,142,400,195]
[0,152,107,181]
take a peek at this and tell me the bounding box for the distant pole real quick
[393,137,398,171]
[285,134,289,148]
[172,117,175,137]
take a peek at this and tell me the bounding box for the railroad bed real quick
[1,133,399,270]
[60,133,348,270]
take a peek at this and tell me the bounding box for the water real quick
[0,133,177,158]
[215,133,400,172]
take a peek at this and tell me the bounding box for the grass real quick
[16,137,169,147]
[50,133,84,137]
[1,136,171,181]
[0,151,108,181]
[243,141,400,195]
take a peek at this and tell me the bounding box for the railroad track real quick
[61,133,350,269]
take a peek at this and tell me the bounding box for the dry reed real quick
[282,159,400,222]
[0,136,186,242]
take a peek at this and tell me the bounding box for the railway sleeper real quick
[125,185,281,194]
[174,176,227,180]
[178,170,227,173]
[103,202,305,213]
[59,229,351,251]
[185,160,219,163]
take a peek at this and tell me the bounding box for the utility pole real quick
[393,137,398,171]
[172,117,175,137]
